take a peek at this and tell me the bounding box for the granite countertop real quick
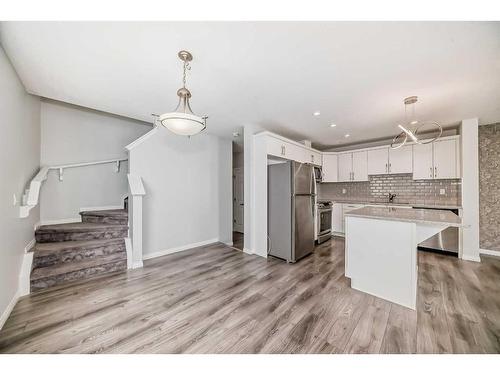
[344,206,463,227]
[318,197,462,210]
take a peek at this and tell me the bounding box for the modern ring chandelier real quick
[158,50,207,136]
[391,96,442,149]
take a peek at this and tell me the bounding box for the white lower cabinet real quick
[332,202,343,233]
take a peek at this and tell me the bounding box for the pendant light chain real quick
[182,60,191,89]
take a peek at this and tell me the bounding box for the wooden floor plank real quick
[1,239,499,354]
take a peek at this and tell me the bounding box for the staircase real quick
[31,209,128,292]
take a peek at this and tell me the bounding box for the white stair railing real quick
[19,158,128,218]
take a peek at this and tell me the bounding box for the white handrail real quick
[19,158,128,218]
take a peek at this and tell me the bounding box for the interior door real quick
[294,195,315,261]
[233,168,244,233]
[352,151,368,181]
[433,139,458,179]
[389,145,413,174]
[367,148,389,175]
[412,143,434,180]
[338,153,352,182]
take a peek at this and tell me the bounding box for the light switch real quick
[440,189,446,195]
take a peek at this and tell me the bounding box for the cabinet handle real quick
[385,163,388,173]
[311,154,314,162]
[434,166,437,178]
[389,163,391,173]
[430,167,433,178]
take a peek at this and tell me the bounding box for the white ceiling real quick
[1,21,499,149]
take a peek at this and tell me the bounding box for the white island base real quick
[345,207,461,310]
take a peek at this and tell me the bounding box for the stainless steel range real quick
[316,201,333,244]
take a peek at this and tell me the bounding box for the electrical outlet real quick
[440,188,446,195]
[342,188,346,194]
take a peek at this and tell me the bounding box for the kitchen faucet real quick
[388,193,397,203]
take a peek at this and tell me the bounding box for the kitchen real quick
[256,121,465,309]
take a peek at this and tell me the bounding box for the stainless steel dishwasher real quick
[414,206,459,256]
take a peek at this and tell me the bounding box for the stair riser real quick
[35,229,128,243]
[33,243,126,268]
[81,215,128,225]
[30,260,127,292]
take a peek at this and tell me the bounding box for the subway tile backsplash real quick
[319,173,461,206]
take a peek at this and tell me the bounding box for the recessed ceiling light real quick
[313,111,321,116]
[344,134,350,138]
[330,123,337,128]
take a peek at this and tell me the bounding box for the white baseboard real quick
[243,247,253,255]
[461,254,481,262]
[19,252,34,297]
[224,241,234,246]
[80,204,124,212]
[132,261,144,269]
[0,290,19,331]
[142,238,219,260]
[480,248,500,258]
[39,217,81,226]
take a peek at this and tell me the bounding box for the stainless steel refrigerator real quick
[268,161,316,262]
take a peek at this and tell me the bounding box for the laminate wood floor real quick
[1,238,499,354]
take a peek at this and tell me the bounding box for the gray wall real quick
[0,46,41,318]
[40,99,151,222]
[479,123,500,252]
[129,126,232,257]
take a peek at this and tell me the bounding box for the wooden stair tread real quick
[36,222,128,232]
[80,209,128,217]
[34,238,125,253]
[31,252,126,280]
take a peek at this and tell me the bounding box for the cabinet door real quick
[322,154,338,182]
[412,143,434,180]
[367,148,389,175]
[433,139,458,179]
[309,151,322,166]
[332,203,343,233]
[389,144,413,174]
[338,153,352,182]
[266,136,287,158]
[352,151,368,181]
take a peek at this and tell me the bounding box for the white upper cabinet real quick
[266,136,288,158]
[412,138,460,180]
[388,145,413,174]
[352,151,368,181]
[413,142,434,179]
[367,148,389,175]
[322,153,338,182]
[337,151,368,182]
[433,139,459,179]
[338,153,353,182]
[263,133,322,166]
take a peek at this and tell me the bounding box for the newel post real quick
[127,174,146,269]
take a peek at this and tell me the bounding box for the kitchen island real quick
[344,206,462,309]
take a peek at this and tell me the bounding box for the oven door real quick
[318,208,332,235]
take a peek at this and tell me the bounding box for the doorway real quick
[232,135,244,250]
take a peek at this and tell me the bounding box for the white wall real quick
[128,126,232,258]
[40,100,151,222]
[460,118,481,261]
[0,46,41,326]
